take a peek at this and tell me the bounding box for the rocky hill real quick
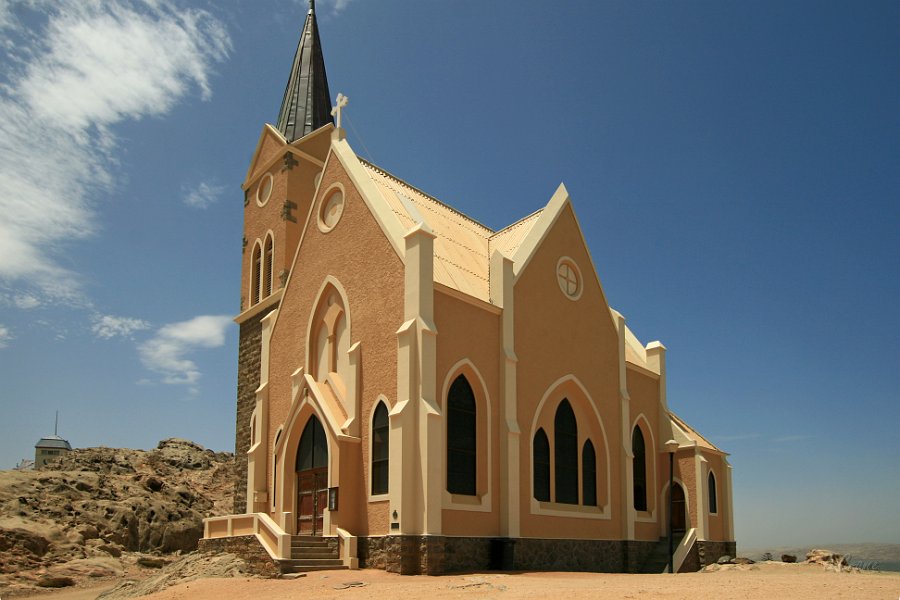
[0,439,234,596]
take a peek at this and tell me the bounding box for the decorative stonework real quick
[281,152,299,171]
[282,199,298,223]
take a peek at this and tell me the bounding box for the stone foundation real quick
[359,536,657,575]
[198,535,279,577]
[697,540,737,568]
[233,313,264,514]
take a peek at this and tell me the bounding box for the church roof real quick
[276,0,333,143]
[669,412,724,454]
[359,159,543,303]
[35,435,72,450]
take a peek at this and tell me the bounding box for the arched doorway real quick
[669,482,687,534]
[296,415,328,535]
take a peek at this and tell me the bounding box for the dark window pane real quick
[297,416,328,472]
[708,471,717,513]
[533,428,550,502]
[632,426,647,511]
[582,440,597,506]
[447,375,477,495]
[372,403,389,495]
[554,399,578,505]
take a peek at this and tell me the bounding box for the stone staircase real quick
[277,536,347,574]
[638,537,674,574]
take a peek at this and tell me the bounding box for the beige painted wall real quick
[513,203,623,540]
[434,290,502,536]
[264,152,405,536]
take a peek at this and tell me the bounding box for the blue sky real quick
[0,0,897,551]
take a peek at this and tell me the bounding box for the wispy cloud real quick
[91,314,151,339]
[0,0,230,305]
[714,433,762,442]
[138,315,232,386]
[183,180,226,209]
[772,434,813,443]
[0,324,12,348]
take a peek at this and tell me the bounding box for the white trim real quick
[367,395,392,503]
[256,172,274,207]
[440,359,492,512]
[249,239,263,306]
[316,182,346,233]
[435,283,501,315]
[556,256,583,301]
[528,374,612,520]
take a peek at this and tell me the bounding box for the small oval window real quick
[256,173,273,207]
[556,257,582,300]
[318,188,345,232]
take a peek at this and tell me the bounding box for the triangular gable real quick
[511,184,614,325]
[243,123,334,190]
[670,412,726,454]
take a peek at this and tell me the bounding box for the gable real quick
[244,123,335,190]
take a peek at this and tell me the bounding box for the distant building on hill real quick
[34,412,72,467]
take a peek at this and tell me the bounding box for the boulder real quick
[781,554,797,563]
[716,555,734,565]
[36,575,76,588]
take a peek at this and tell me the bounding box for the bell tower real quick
[233,0,336,513]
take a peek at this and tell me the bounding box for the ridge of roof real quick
[358,158,495,236]
[489,208,544,239]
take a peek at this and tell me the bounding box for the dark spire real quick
[276,0,333,142]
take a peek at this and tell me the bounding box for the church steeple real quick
[276,0,333,142]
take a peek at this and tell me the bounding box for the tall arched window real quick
[263,235,274,298]
[554,399,578,505]
[533,428,550,502]
[446,375,476,495]
[708,471,718,514]
[371,402,389,496]
[582,440,597,507]
[250,242,262,306]
[632,426,647,511]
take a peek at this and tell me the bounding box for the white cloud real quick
[0,324,12,348]
[92,314,151,339]
[138,314,232,385]
[0,0,230,304]
[14,294,41,309]
[183,180,226,209]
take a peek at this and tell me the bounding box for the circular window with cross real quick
[556,257,582,300]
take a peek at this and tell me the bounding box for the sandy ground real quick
[10,562,900,600]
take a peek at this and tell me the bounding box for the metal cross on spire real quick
[331,93,349,129]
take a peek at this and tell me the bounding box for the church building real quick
[203,1,736,574]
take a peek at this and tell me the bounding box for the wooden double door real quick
[296,415,328,536]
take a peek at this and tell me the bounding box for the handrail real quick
[203,513,291,560]
[672,528,697,573]
[335,527,359,569]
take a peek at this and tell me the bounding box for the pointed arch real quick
[305,276,352,385]
[632,425,647,511]
[708,470,718,514]
[370,398,390,497]
[441,359,492,511]
[262,233,274,298]
[446,374,476,495]
[630,413,657,517]
[533,428,550,502]
[582,439,597,507]
[250,240,262,306]
[554,399,578,505]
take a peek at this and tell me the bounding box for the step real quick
[291,550,339,559]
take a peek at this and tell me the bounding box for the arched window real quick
[371,402,389,496]
[263,235,274,298]
[632,426,647,511]
[708,471,718,514]
[533,428,550,502]
[310,287,349,384]
[446,375,476,495]
[582,440,597,506]
[250,242,262,306]
[296,416,328,472]
[554,399,578,504]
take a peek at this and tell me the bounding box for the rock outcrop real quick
[0,439,233,596]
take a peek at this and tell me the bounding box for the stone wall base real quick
[358,536,658,575]
[198,535,279,577]
[697,540,737,568]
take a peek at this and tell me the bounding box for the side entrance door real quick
[295,415,328,536]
